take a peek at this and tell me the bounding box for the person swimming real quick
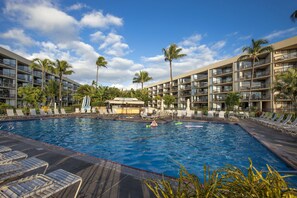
[150,120,158,127]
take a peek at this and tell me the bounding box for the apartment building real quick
[147,36,297,112]
[0,47,80,107]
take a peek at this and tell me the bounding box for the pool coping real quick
[0,115,296,179]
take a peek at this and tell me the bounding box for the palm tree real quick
[30,58,54,90]
[225,92,240,111]
[132,71,153,89]
[53,60,74,108]
[163,44,186,93]
[95,56,108,88]
[273,68,297,113]
[44,80,59,107]
[291,10,297,22]
[238,39,273,111]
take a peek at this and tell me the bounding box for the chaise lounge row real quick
[6,108,68,117]
[251,112,297,135]
[0,145,82,197]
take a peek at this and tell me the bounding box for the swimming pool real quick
[1,118,295,179]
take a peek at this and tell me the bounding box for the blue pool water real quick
[1,118,295,181]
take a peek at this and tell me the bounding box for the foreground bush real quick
[145,160,297,198]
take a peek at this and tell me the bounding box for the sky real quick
[0,0,296,89]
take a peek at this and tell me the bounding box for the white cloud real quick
[238,35,252,40]
[80,11,123,28]
[179,34,202,46]
[211,40,226,50]
[90,31,105,42]
[97,32,131,57]
[142,55,164,62]
[0,28,36,46]
[264,27,297,40]
[66,3,88,11]
[4,0,79,41]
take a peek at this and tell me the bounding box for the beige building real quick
[146,36,297,112]
[0,47,80,107]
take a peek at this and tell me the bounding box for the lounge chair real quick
[29,109,37,116]
[6,109,15,117]
[0,157,48,184]
[274,114,292,129]
[218,111,225,119]
[0,151,28,164]
[86,109,91,113]
[0,146,12,153]
[47,109,53,115]
[207,111,214,118]
[0,169,82,198]
[61,108,67,115]
[177,110,185,118]
[112,109,117,114]
[54,109,60,115]
[75,108,80,113]
[91,107,97,113]
[16,109,24,116]
[40,109,47,116]
[195,111,202,119]
[259,113,278,124]
[281,117,297,132]
[264,114,284,126]
[186,110,194,118]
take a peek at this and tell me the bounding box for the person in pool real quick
[151,120,158,127]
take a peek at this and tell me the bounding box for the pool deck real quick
[0,115,296,197]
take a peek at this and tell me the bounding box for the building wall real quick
[0,47,80,107]
[146,36,297,112]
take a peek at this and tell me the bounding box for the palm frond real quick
[291,10,297,22]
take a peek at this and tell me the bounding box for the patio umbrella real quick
[186,99,190,111]
[161,99,164,111]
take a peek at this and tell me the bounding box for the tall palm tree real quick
[44,79,59,107]
[132,71,153,89]
[273,68,297,113]
[238,39,273,111]
[291,10,297,22]
[53,60,74,108]
[30,58,54,90]
[95,56,108,88]
[163,44,186,93]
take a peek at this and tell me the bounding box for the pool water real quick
[1,118,295,180]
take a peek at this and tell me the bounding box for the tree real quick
[225,92,240,111]
[163,95,175,109]
[95,56,108,88]
[273,68,297,113]
[30,58,54,90]
[18,86,46,108]
[291,10,297,22]
[132,71,152,89]
[238,39,273,111]
[44,80,59,107]
[53,60,74,108]
[163,44,186,93]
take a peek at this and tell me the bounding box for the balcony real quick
[0,93,16,99]
[213,68,232,76]
[194,82,208,88]
[213,88,232,93]
[18,75,32,82]
[275,51,297,61]
[238,59,269,70]
[193,74,208,80]
[242,95,271,100]
[240,83,269,90]
[0,59,16,68]
[18,65,31,73]
[193,98,208,102]
[180,85,191,90]
[274,64,297,74]
[179,79,191,84]
[0,83,15,88]
[213,78,232,84]
[194,90,208,95]
[254,70,270,78]
[33,71,42,78]
[0,72,15,78]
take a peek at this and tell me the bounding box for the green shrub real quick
[0,103,14,115]
[145,160,297,198]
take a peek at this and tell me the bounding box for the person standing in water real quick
[151,120,158,127]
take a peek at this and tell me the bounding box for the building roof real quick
[105,98,144,105]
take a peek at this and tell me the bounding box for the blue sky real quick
[0,0,296,89]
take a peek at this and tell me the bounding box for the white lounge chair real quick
[195,111,202,119]
[273,114,292,129]
[86,109,91,113]
[54,109,60,115]
[218,111,225,119]
[0,157,48,184]
[39,109,47,116]
[177,110,184,118]
[75,108,80,113]
[91,107,97,113]
[61,108,67,115]
[47,109,53,115]
[0,169,82,198]
[16,109,24,116]
[207,111,214,118]
[0,146,12,153]
[29,109,37,116]
[6,109,15,117]
[0,151,28,164]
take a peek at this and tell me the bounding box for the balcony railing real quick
[0,94,16,98]
[179,79,191,84]
[254,70,270,78]
[240,83,269,90]
[242,95,271,100]
[213,69,232,75]
[193,75,208,80]
[275,51,297,61]
[193,98,208,102]
[0,59,16,67]
[0,83,15,88]
[18,75,32,82]
[0,72,15,78]
[274,65,297,74]
[213,78,232,84]
[180,85,191,90]
[18,65,31,73]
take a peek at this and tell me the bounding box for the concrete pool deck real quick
[0,115,296,197]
